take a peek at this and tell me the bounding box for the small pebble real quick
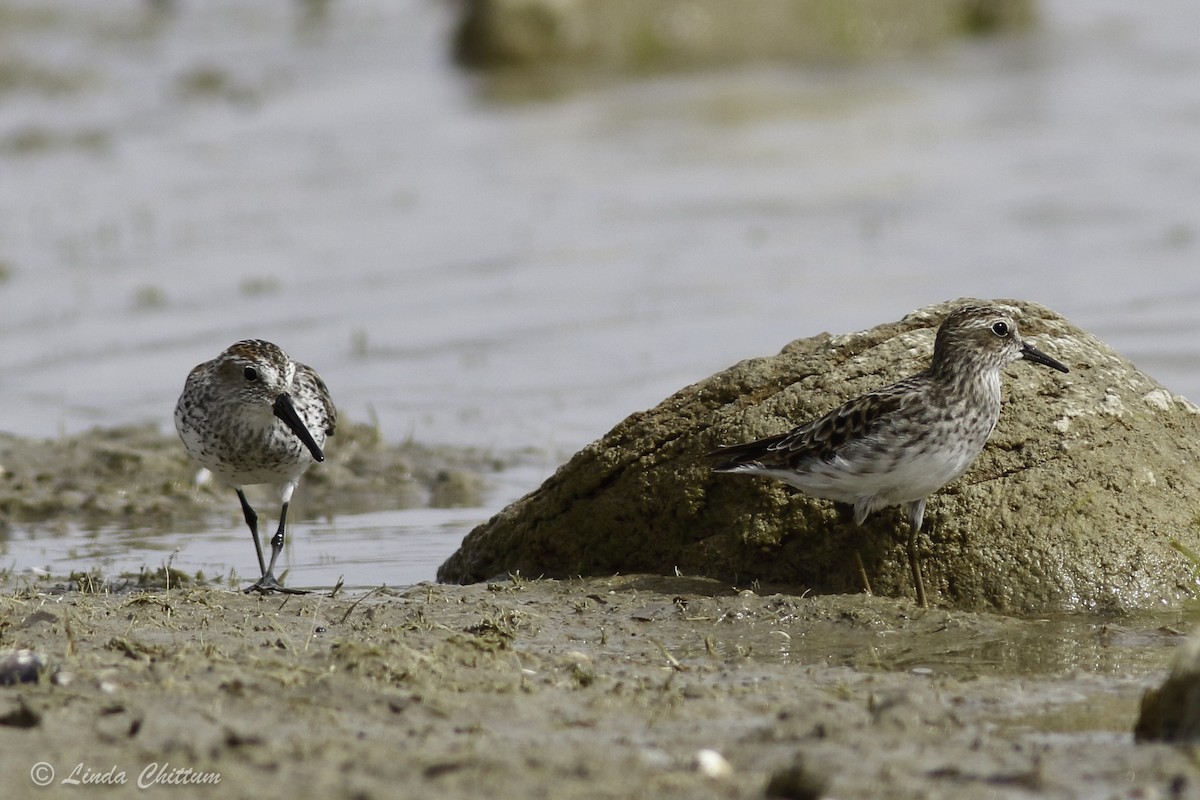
[0,649,48,685]
[693,749,732,779]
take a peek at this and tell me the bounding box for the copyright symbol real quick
[30,762,54,787]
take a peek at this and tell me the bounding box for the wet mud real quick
[0,420,496,536]
[0,574,1194,799]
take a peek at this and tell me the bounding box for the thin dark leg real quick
[264,500,288,581]
[236,488,267,577]
[907,525,927,609]
[246,487,308,595]
[840,502,872,595]
[853,550,873,596]
[905,498,928,608]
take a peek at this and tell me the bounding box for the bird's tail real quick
[708,431,791,472]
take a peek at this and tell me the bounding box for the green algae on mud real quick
[0,575,1191,799]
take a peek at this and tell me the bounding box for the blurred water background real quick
[1,0,1198,588]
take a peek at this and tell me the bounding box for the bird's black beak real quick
[273,394,325,462]
[1021,341,1070,373]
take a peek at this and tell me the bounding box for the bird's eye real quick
[243,366,259,381]
[991,321,1010,337]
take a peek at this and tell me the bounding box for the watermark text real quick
[29,761,221,789]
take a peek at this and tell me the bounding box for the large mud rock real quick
[454,0,1035,72]
[439,299,1200,613]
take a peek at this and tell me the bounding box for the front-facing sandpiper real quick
[711,304,1070,606]
[175,339,336,594]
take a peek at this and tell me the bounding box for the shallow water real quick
[9,506,481,591]
[1,459,547,592]
[1,0,1199,586]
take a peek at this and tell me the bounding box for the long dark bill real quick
[1021,342,1070,373]
[273,394,325,462]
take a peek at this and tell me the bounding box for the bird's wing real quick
[297,364,338,437]
[711,378,918,470]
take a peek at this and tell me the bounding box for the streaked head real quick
[213,339,295,402]
[209,339,324,462]
[931,305,1070,376]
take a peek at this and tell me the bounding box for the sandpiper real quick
[711,304,1069,606]
[175,339,336,594]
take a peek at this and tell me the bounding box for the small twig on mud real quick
[650,638,688,672]
[63,608,77,658]
[1169,539,1200,571]
[338,587,384,626]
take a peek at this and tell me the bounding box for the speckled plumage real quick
[712,304,1070,606]
[175,339,335,594]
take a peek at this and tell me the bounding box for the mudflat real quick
[0,574,1191,799]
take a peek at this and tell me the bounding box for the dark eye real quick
[243,366,259,381]
[991,321,1010,337]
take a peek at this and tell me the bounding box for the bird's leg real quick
[853,550,873,596]
[261,498,297,589]
[906,529,926,608]
[846,499,875,596]
[236,488,267,577]
[246,482,309,595]
[906,498,928,608]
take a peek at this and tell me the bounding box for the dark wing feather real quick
[297,363,337,438]
[711,378,917,470]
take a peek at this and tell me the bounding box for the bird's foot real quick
[243,574,309,595]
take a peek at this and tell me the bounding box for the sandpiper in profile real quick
[175,339,336,594]
[711,304,1070,606]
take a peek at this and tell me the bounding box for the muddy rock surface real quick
[0,576,1190,799]
[440,299,1200,613]
[0,420,493,535]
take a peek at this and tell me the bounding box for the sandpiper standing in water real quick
[711,304,1069,606]
[175,339,336,594]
